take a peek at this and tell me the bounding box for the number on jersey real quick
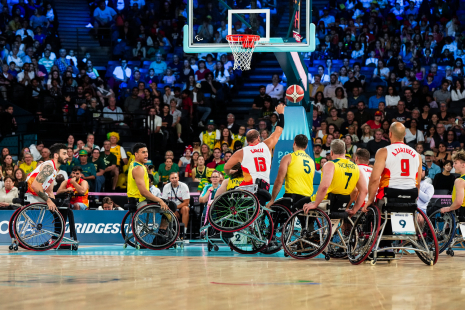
[344,172,352,189]
[401,159,409,176]
[303,160,311,174]
[254,157,266,172]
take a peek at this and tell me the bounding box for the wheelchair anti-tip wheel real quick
[347,205,381,265]
[131,203,180,250]
[281,209,332,260]
[225,210,273,254]
[121,211,146,249]
[208,189,261,233]
[13,203,65,251]
[261,204,291,254]
[428,209,456,254]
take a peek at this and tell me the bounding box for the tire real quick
[281,209,332,260]
[413,209,439,266]
[261,204,291,254]
[428,209,456,254]
[132,203,180,250]
[347,205,381,265]
[208,189,260,233]
[226,211,273,254]
[9,207,28,250]
[13,203,65,251]
[121,211,146,249]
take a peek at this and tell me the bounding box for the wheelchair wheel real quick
[226,211,273,254]
[132,203,180,250]
[412,209,439,266]
[208,189,260,233]
[281,209,332,259]
[13,203,65,251]
[121,211,147,249]
[347,205,381,265]
[327,217,354,259]
[261,204,291,254]
[428,210,456,254]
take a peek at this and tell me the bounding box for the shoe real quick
[198,121,204,127]
[177,138,184,143]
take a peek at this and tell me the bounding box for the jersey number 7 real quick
[344,172,352,189]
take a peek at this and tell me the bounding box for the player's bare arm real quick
[56,180,74,195]
[224,149,243,175]
[303,161,334,213]
[266,154,291,208]
[264,104,285,150]
[32,164,57,212]
[215,181,228,198]
[367,148,387,206]
[441,178,465,213]
[416,155,422,192]
[347,166,368,215]
[132,165,168,210]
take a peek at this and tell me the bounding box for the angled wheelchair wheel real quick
[428,210,456,254]
[208,189,260,233]
[9,207,28,250]
[121,211,147,249]
[281,209,332,260]
[132,203,180,250]
[327,217,354,259]
[225,210,273,254]
[13,203,65,251]
[412,209,439,266]
[347,205,381,265]
[261,204,291,254]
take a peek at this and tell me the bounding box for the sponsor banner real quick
[0,210,126,244]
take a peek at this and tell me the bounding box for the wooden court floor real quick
[1,245,464,310]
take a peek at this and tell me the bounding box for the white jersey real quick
[26,160,58,196]
[358,164,373,202]
[378,142,420,199]
[241,142,272,184]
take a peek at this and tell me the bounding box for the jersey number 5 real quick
[254,157,267,172]
[401,159,410,176]
[303,160,311,174]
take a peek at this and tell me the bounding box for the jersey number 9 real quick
[401,159,410,176]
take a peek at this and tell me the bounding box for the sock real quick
[184,227,187,235]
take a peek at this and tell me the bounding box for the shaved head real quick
[389,122,406,141]
[246,129,260,143]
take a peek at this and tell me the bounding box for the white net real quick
[226,35,260,71]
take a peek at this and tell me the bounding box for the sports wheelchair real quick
[9,182,79,251]
[122,199,183,250]
[348,188,438,266]
[206,184,276,254]
[428,207,465,257]
[281,193,355,260]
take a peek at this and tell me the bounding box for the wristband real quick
[277,113,285,129]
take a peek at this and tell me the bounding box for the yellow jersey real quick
[201,130,217,150]
[19,161,37,175]
[284,150,315,197]
[226,174,253,190]
[324,158,360,198]
[110,145,123,166]
[452,174,465,207]
[127,161,149,202]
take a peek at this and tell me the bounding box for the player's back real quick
[285,150,315,197]
[358,164,372,202]
[378,142,419,198]
[241,142,272,184]
[325,158,360,196]
[452,174,465,207]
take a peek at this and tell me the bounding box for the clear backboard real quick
[183,0,315,53]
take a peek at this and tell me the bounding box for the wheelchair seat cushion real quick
[383,187,418,213]
[328,193,351,213]
[257,189,272,206]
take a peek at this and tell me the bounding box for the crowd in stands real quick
[0,0,463,234]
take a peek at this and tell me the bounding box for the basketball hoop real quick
[226,34,260,71]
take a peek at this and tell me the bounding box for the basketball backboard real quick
[183,0,315,53]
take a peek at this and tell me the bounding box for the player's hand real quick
[346,209,356,217]
[160,201,168,211]
[66,188,74,193]
[275,103,285,114]
[440,207,450,213]
[265,200,274,209]
[229,169,237,175]
[47,199,57,212]
[303,202,316,214]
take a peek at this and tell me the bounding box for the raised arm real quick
[264,104,285,150]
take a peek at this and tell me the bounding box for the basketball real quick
[285,85,305,103]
